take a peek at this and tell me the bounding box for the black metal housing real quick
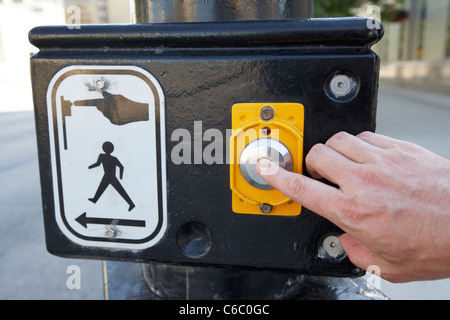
[29,17,383,277]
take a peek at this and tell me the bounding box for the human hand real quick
[256,131,450,283]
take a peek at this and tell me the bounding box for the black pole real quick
[129,0,316,300]
[131,0,314,23]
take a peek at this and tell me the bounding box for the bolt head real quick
[329,74,352,97]
[260,106,275,121]
[259,203,273,214]
[95,78,106,90]
[105,227,118,239]
[322,235,345,258]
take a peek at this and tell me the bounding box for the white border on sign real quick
[46,65,167,250]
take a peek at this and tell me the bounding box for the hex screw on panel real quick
[319,234,347,260]
[329,74,352,97]
[259,203,273,214]
[260,106,274,121]
[95,78,108,90]
[324,72,360,103]
[105,227,118,239]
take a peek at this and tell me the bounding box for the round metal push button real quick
[239,138,293,190]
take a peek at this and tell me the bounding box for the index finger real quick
[256,159,344,226]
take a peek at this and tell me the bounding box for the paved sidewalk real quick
[0,111,104,299]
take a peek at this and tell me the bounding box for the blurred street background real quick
[0,0,449,299]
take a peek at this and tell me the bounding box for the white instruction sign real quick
[46,65,167,249]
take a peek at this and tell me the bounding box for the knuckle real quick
[356,168,379,185]
[357,131,373,138]
[395,141,422,155]
[366,152,383,164]
[326,131,349,145]
[287,176,308,198]
[350,165,380,185]
[306,143,326,164]
[337,198,363,222]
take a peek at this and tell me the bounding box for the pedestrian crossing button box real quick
[29,18,383,277]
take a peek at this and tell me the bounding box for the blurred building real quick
[62,0,131,24]
[0,0,131,112]
[0,0,66,112]
[377,0,450,95]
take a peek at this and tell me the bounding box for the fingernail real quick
[257,158,272,171]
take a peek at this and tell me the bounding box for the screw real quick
[353,268,362,274]
[105,227,118,239]
[321,235,346,259]
[95,78,107,90]
[260,106,274,121]
[329,74,352,97]
[259,203,273,214]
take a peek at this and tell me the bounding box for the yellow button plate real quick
[230,103,304,216]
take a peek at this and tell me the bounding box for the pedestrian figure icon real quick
[88,141,135,211]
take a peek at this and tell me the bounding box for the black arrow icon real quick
[75,212,146,228]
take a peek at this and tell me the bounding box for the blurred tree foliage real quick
[314,0,407,22]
